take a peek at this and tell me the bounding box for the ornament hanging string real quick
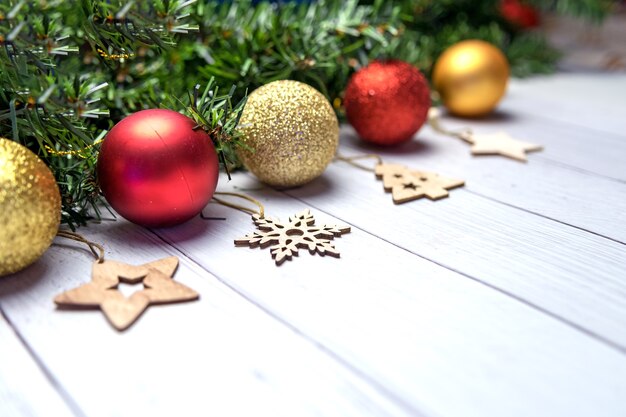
[55,230,105,263]
[334,153,383,172]
[427,108,473,143]
[210,192,265,218]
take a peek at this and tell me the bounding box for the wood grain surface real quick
[1,74,625,417]
[0,314,74,417]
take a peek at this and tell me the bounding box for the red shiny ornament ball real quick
[97,109,219,227]
[344,60,431,146]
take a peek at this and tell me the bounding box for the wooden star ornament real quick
[54,257,199,331]
[463,131,543,162]
[375,164,464,204]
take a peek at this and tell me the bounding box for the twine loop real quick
[211,192,265,218]
[334,153,383,172]
[428,107,473,142]
[56,230,105,263]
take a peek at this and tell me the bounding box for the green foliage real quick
[0,0,613,227]
[164,78,249,177]
[528,0,614,22]
[0,0,226,227]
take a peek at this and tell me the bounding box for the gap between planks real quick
[529,155,626,186]
[435,112,626,185]
[0,307,85,417]
[279,186,626,356]
[340,135,626,244]
[270,159,624,353]
[240,168,626,354]
[1,228,422,417]
[5,179,626,417]
[148,229,429,417]
[152,178,626,417]
[341,139,626,247]
[506,76,626,139]
[462,188,626,247]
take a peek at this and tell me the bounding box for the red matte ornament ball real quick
[500,0,540,29]
[97,109,219,228]
[344,60,431,146]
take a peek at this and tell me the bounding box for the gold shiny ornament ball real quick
[0,139,61,276]
[433,40,510,117]
[237,80,339,187]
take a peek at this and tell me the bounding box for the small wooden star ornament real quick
[375,164,464,204]
[427,108,543,162]
[235,209,351,265]
[54,257,199,331]
[463,131,543,162]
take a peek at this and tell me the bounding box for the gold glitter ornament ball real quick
[433,40,510,117]
[0,139,61,276]
[237,80,339,187]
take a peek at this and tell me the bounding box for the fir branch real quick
[189,0,404,103]
[527,0,615,22]
[0,0,614,228]
[0,0,197,227]
[163,78,248,178]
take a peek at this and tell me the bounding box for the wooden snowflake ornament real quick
[375,164,465,204]
[235,210,351,265]
[54,257,199,331]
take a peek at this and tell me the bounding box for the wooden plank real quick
[151,173,626,417]
[0,312,74,417]
[1,73,623,417]
[341,125,626,243]
[429,74,626,181]
[505,75,626,138]
[440,101,626,182]
[0,224,416,417]
[281,162,626,348]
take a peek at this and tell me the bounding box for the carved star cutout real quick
[235,209,351,265]
[375,163,464,204]
[54,257,199,331]
[464,131,543,162]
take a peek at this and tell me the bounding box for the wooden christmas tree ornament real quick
[55,256,198,331]
[334,155,465,204]
[375,164,465,204]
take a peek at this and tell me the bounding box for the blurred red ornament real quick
[98,109,219,228]
[500,0,540,28]
[344,60,431,146]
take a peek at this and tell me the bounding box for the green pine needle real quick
[0,0,614,227]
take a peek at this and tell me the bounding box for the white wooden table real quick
[1,73,626,417]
